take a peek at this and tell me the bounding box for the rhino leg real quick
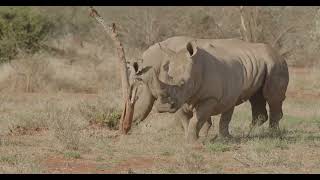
[263,77,288,132]
[174,107,193,137]
[186,98,218,143]
[268,100,283,131]
[249,89,268,127]
[132,83,155,124]
[219,107,235,138]
[262,62,288,132]
[175,106,212,138]
[199,118,212,138]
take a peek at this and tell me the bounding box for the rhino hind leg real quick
[219,107,235,138]
[263,66,288,132]
[249,89,268,127]
[267,100,283,131]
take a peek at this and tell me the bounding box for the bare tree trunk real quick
[252,7,258,42]
[239,6,260,43]
[26,74,30,93]
[239,6,249,42]
[88,7,137,134]
[272,26,295,48]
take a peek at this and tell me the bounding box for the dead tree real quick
[89,7,137,134]
[239,6,260,43]
[239,6,295,59]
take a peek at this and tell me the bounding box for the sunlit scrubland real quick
[0,6,320,173]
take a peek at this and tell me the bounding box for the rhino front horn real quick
[151,68,169,97]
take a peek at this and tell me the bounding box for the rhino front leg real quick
[175,106,193,137]
[219,107,235,138]
[186,99,218,143]
[132,83,155,124]
[199,118,212,138]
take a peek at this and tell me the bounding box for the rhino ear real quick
[186,40,198,57]
[136,66,152,76]
[128,58,144,74]
[133,62,139,73]
[133,66,153,85]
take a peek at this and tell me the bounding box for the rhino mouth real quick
[156,103,178,113]
[155,98,178,113]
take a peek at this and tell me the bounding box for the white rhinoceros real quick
[130,36,289,143]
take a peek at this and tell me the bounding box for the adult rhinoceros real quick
[130,36,289,143]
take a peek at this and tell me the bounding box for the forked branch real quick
[88,6,136,134]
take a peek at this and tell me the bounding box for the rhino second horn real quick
[151,69,170,97]
[158,43,176,57]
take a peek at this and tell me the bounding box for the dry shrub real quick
[0,37,122,94]
[176,149,207,173]
[7,111,49,136]
[38,34,121,93]
[0,63,15,92]
[46,102,83,150]
[0,149,43,173]
[2,53,52,93]
[45,57,98,93]
[78,98,121,130]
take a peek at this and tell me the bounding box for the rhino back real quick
[140,36,240,73]
[214,42,269,102]
[202,40,288,108]
[192,41,276,113]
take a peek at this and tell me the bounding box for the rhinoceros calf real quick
[130,36,289,143]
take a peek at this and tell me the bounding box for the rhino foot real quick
[185,139,205,149]
[186,135,199,144]
[207,134,233,143]
[268,126,282,137]
[219,131,233,139]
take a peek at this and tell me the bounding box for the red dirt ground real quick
[43,155,172,174]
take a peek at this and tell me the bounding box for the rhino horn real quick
[151,68,170,98]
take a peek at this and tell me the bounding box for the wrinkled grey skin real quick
[130,36,289,143]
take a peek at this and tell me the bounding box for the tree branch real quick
[89,6,135,134]
[272,26,295,48]
[239,6,249,42]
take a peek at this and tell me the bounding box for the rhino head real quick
[132,41,203,113]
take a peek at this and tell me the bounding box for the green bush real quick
[0,7,54,63]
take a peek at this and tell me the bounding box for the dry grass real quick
[78,99,122,129]
[0,62,319,173]
[0,34,124,94]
